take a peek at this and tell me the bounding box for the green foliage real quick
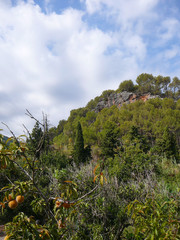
[27,119,50,159]
[27,122,44,158]
[127,196,180,239]
[169,76,180,98]
[1,73,180,239]
[136,73,173,96]
[136,73,155,94]
[118,80,135,92]
[72,122,87,165]
[156,127,179,161]
[99,121,120,158]
[40,151,71,169]
[101,89,115,100]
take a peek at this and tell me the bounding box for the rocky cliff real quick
[94,91,159,113]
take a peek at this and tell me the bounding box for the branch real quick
[12,160,33,181]
[25,109,43,127]
[49,185,99,204]
[75,185,99,202]
[1,122,20,148]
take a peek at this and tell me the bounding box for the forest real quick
[0,73,180,239]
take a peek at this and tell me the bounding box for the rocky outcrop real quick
[94,91,159,113]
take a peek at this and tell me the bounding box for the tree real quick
[27,121,44,159]
[118,80,135,92]
[169,76,180,98]
[100,121,120,158]
[73,122,86,165]
[155,75,171,95]
[162,76,171,93]
[0,116,100,239]
[56,120,67,135]
[128,126,149,152]
[156,127,179,161]
[136,73,155,94]
[27,114,50,158]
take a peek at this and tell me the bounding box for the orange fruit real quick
[55,201,62,208]
[4,236,10,240]
[8,200,18,209]
[39,230,49,239]
[16,195,24,203]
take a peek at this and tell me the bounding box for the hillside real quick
[0,74,180,239]
[52,79,180,163]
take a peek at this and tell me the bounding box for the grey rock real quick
[93,91,159,113]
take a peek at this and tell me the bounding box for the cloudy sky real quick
[0,0,180,136]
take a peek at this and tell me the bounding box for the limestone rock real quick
[93,91,159,113]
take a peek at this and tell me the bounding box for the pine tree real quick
[157,127,179,161]
[100,121,120,158]
[128,126,149,152]
[27,122,43,158]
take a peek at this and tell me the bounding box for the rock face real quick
[94,91,159,113]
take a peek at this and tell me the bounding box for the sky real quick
[0,0,180,136]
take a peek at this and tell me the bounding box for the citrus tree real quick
[0,112,101,239]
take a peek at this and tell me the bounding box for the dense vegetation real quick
[0,73,180,239]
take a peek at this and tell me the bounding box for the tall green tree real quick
[73,122,86,165]
[27,122,44,158]
[156,127,179,161]
[100,121,120,158]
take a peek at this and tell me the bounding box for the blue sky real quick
[0,0,180,136]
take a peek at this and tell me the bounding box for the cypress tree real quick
[73,122,86,165]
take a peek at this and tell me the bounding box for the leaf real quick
[100,175,103,186]
[93,164,99,176]
[1,186,9,191]
[93,175,98,183]
[6,137,14,144]
[103,176,107,184]
[64,180,77,186]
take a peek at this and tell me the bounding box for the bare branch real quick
[49,185,99,204]
[25,109,43,127]
[12,160,33,181]
[1,122,20,148]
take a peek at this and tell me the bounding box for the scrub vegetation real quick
[0,73,180,239]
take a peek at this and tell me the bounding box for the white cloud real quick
[83,0,159,22]
[158,18,180,42]
[164,45,179,59]
[0,1,127,135]
[0,0,179,136]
